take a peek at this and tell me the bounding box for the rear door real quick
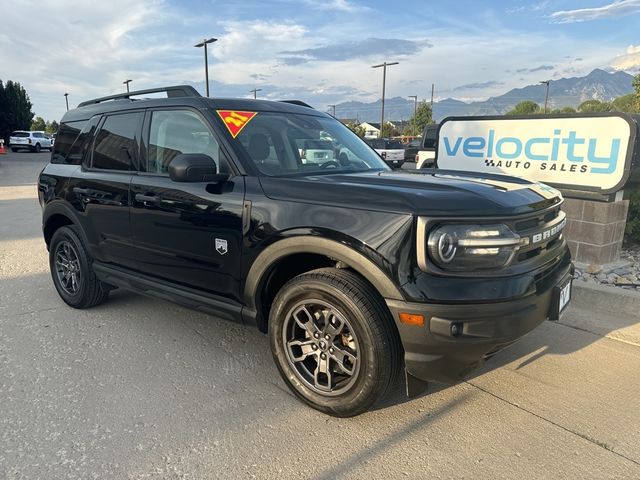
[68,111,142,268]
[130,108,245,302]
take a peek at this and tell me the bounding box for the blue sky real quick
[2,0,639,121]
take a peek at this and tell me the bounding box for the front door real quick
[130,108,245,303]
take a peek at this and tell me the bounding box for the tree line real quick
[345,101,434,138]
[0,80,34,143]
[506,73,640,116]
[0,80,61,144]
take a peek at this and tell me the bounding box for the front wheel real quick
[269,268,401,416]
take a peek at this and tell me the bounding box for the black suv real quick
[39,86,573,416]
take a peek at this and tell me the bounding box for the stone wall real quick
[563,197,629,266]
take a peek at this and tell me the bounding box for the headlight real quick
[427,224,526,271]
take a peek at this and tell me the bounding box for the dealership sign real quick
[436,114,637,195]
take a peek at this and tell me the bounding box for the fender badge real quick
[215,238,228,255]
[217,110,257,138]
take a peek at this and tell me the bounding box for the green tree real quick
[550,106,577,114]
[611,94,639,113]
[345,121,365,138]
[506,100,540,115]
[380,121,399,137]
[407,101,433,136]
[31,116,46,131]
[633,73,640,95]
[578,99,612,113]
[0,80,33,143]
[46,120,59,134]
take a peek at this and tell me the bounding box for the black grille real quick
[510,206,564,266]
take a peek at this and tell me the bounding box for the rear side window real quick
[51,121,86,164]
[92,112,142,171]
[422,126,437,149]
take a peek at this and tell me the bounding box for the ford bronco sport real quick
[39,86,573,417]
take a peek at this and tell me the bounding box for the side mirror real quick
[169,153,230,183]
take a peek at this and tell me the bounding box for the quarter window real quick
[92,112,142,171]
[147,110,221,175]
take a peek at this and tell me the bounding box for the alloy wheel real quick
[54,240,81,295]
[282,300,360,396]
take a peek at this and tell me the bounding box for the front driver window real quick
[148,110,222,175]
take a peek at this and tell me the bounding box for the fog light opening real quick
[450,322,463,337]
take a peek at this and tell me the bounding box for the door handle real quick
[73,187,89,195]
[135,193,160,204]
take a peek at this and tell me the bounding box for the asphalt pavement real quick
[1,150,639,479]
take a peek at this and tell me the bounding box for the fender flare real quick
[243,236,405,319]
[42,201,88,246]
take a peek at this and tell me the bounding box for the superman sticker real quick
[217,110,257,138]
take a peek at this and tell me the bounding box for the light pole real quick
[408,95,417,135]
[123,79,132,93]
[64,93,69,111]
[430,83,435,107]
[194,37,218,97]
[249,88,262,99]
[372,61,399,138]
[540,80,550,113]
[328,104,336,116]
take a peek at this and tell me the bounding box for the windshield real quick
[11,132,29,137]
[230,112,390,176]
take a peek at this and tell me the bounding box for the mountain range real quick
[333,69,635,122]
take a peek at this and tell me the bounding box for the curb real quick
[571,281,640,318]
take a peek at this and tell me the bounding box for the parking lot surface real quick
[1,151,639,479]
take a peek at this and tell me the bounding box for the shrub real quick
[624,187,640,245]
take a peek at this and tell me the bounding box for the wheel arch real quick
[243,236,404,332]
[43,202,86,249]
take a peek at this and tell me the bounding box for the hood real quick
[259,169,562,217]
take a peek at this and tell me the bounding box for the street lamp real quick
[408,95,417,134]
[372,61,399,138]
[540,80,551,113]
[249,88,262,99]
[328,104,336,117]
[194,37,218,97]
[123,79,132,93]
[64,93,69,111]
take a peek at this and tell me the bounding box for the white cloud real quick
[302,0,368,12]
[611,44,640,70]
[549,0,640,23]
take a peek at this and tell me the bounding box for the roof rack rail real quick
[77,85,201,108]
[280,100,314,109]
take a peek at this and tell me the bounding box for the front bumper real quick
[386,257,573,385]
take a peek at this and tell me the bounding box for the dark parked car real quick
[39,86,573,416]
[403,138,421,162]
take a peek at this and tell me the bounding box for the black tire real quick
[34,143,41,153]
[49,225,110,309]
[269,268,401,417]
[11,148,17,152]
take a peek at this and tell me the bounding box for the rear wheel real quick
[269,268,401,417]
[11,148,17,152]
[34,143,41,153]
[49,226,110,308]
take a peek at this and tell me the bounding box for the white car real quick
[298,139,335,164]
[364,138,405,168]
[9,130,53,153]
[416,124,438,169]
